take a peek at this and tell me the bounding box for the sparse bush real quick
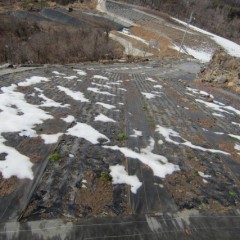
[0,15,123,64]
[100,172,112,182]
[116,130,127,141]
[48,152,61,162]
[229,191,236,197]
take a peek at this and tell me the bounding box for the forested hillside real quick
[119,0,240,44]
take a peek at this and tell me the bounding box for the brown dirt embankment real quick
[195,50,240,94]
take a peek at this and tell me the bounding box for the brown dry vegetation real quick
[0,174,18,196]
[0,0,97,11]
[0,14,123,64]
[131,26,177,57]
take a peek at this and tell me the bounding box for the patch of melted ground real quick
[75,171,131,217]
[0,174,18,197]
[166,147,240,212]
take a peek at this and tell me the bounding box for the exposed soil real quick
[75,171,131,217]
[131,26,177,57]
[196,50,240,94]
[0,174,18,197]
[196,117,216,129]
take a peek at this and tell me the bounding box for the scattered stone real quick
[214,75,228,84]
[207,97,214,103]
[234,80,240,85]
[196,50,240,93]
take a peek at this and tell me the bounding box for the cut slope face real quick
[98,0,240,61]
[1,58,240,224]
[196,50,240,93]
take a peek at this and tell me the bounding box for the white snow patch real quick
[57,86,89,102]
[186,87,214,98]
[234,144,240,151]
[172,17,240,58]
[107,82,121,86]
[104,138,179,178]
[87,87,116,96]
[41,133,63,144]
[130,129,143,138]
[198,171,211,178]
[119,30,149,45]
[146,77,157,83]
[0,137,33,179]
[229,134,240,141]
[66,122,109,144]
[0,84,53,135]
[52,71,65,76]
[158,140,164,145]
[214,132,224,135]
[96,102,116,109]
[186,92,195,97]
[39,93,70,108]
[213,113,225,118]
[118,88,127,92]
[94,114,116,123]
[18,76,49,87]
[203,179,208,184]
[0,83,55,179]
[232,122,240,127]
[91,82,112,89]
[63,76,78,80]
[186,87,199,95]
[19,129,37,138]
[93,75,109,80]
[141,92,158,99]
[200,91,211,97]
[196,99,237,115]
[154,85,162,89]
[61,115,75,123]
[186,47,212,63]
[172,45,212,63]
[110,164,142,194]
[155,125,230,155]
[73,69,87,76]
[34,87,43,93]
[214,100,225,106]
[223,106,240,116]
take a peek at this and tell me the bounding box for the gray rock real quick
[234,80,240,85]
[214,75,228,83]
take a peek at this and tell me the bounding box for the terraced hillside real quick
[0,0,240,239]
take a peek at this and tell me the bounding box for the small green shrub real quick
[213,152,220,159]
[48,152,61,162]
[229,191,236,197]
[100,172,112,182]
[199,202,207,210]
[117,130,127,141]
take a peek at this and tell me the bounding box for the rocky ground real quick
[196,50,240,94]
